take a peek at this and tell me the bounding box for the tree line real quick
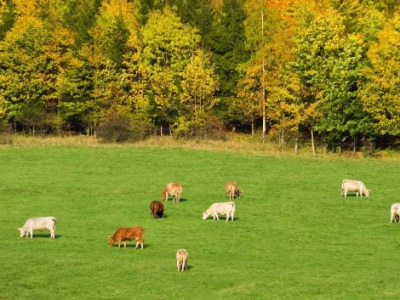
[1,0,400,151]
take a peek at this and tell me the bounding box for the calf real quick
[341,179,370,197]
[18,217,56,239]
[202,201,235,221]
[176,249,188,272]
[225,181,241,199]
[390,203,400,223]
[108,227,144,249]
[162,183,183,202]
[150,200,164,218]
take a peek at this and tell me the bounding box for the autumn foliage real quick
[1,0,400,151]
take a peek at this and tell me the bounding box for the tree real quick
[182,49,219,120]
[291,8,371,152]
[359,13,400,139]
[209,0,249,96]
[141,7,202,132]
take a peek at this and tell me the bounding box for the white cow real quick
[202,201,235,221]
[176,249,188,272]
[390,203,400,223]
[341,179,370,197]
[18,217,56,239]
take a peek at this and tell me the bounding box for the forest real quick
[1,0,400,151]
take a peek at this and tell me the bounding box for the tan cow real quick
[202,201,235,221]
[176,249,188,272]
[108,227,144,249]
[162,183,183,202]
[390,203,400,223]
[341,179,370,197]
[18,217,56,239]
[225,181,241,199]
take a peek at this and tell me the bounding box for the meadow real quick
[1,144,400,299]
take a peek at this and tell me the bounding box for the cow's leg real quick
[30,229,33,238]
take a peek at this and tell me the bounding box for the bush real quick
[173,117,227,140]
[97,117,153,143]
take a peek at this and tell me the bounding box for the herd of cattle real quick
[17,181,241,272]
[18,178,400,270]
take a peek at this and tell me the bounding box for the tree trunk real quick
[311,128,316,156]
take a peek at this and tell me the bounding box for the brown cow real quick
[162,183,183,202]
[176,249,188,272]
[225,181,241,199]
[108,227,144,249]
[150,200,164,218]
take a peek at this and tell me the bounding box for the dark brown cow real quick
[162,183,183,202]
[225,182,241,199]
[150,200,164,218]
[108,227,144,249]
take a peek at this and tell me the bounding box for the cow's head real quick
[202,211,209,220]
[161,191,167,200]
[17,228,25,237]
[235,189,241,198]
[365,189,370,197]
[108,236,115,247]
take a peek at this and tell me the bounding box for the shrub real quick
[173,116,227,140]
[97,115,154,143]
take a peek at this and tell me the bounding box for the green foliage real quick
[359,13,400,136]
[209,0,249,96]
[292,9,372,147]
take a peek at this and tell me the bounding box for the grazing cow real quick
[225,181,241,199]
[108,227,144,249]
[202,201,235,221]
[390,203,400,223]
[176,249,188,272]
[341,179,370,197]
[162,183,183,202]
[18,217,56,239]
[150,200,164,218]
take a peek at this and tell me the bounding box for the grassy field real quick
[1,144,400,299]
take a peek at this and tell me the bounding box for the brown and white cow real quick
[150,200,164,218]
[162,183,183,202]
[108,227,144,249]
[176,248,188,272]
[225,181,241,199]
[18,216,56,239]
[390,203,400,223]
[341,179,370,197]
[202,201,235,221]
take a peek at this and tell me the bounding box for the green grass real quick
[1,145,400,299]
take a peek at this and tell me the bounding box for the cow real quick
[150,200,164,218]
[176,249,188,272]
[202,201,235,221]
[341,179,370,197]
[108,227,144,249]
[225,181,241,199]
[162,183,183,202]
[390,203,400,223]
[18,217,56,239]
